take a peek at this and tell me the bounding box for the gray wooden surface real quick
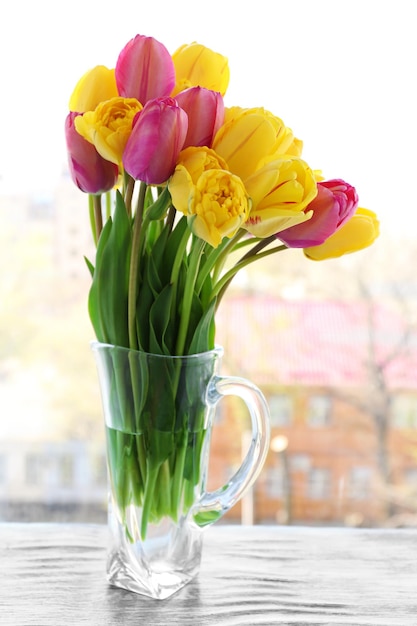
[1,523,416,625]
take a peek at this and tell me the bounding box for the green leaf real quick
[141,358,177,432]
[149,284,174,354]
[198,253,214,309]
[88,217,113,342]
[146,185,172,221]
[146,429,174,467]
[193,509,222,527]
[164,216,188,270]
[89,191,132,346]
[184,290,203,352]
[188,297,217,354]
[129,350,150,423]
[151,222,171,283]
[145,219,163,250]
[144,225,170,298]
[84,256,94,278]
[135,266,155,352]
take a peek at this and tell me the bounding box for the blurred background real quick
[1,0,416,527]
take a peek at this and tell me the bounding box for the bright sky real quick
[2,0,416,235]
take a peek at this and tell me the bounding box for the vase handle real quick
[191,375,271,528]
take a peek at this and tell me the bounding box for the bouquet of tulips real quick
[64,34,379,537]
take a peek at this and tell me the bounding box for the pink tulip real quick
[123,97,188,185]
[175,87,224,148]
[115,34,175,104]
[65,113,119,194]
[276,179,359,248]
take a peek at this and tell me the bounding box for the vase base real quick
[107,550,198,599]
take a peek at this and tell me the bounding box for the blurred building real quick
[210,295,417,527]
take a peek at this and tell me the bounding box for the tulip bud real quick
[65,112,119,194]
[213,107,299,181]
[115,34,175,104]
[188,169,250,248]
[243,156,317,238]
[277,179,359,248]
[74,97,142,167]
[69,65,118,113]
[123,97,188,185]
[304,208,380,260]
[175,87,224,148]
[172,42,230,97]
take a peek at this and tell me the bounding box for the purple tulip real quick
[276,179,359,248]
[115,34,175,104]
[123,97,188,185]
[175,87,224,148]
[64,112,119,194]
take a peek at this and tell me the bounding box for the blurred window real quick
[306,395,331,428]
[307,468,331,500]
[269,394,293,427]
[348,466,372,500]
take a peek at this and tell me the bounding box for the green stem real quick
[124,176,135,217]
[136,433,147,491]
[169,225,192,347]
[239,234,280,259]
[175,237,206,355]
[165,204,177,233]
[211,230,246,285]
[212,242,288,308]
[184,477,196,510]
[170,226,192,286]
[88,195,97,246]
[141,464,160,539]
[135,182,146,225]
[127,182,147,350]
[195,229,245,294]
[158,460,172,518]
[170,432,188,520]
[91,194,103,244]
[105,191,112,221]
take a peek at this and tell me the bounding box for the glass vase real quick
[92,341,270,599]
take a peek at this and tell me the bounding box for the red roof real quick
[215,295,417,389]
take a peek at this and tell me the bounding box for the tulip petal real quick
[277,185,338,247]
[243,156,318,238]
[175,87,224,148]
[69,66,118,113]
[304,208,380,260]
[65,112,119,194]
[246,209,313,239]
[74,97,142,166]
[244,168,281,208]
[213,113,279,180]
[168,165,194,214]
[278,179,359,248]
[116,35,175,104]
[123,97,188,185]
[172,42,230,96]
[188,169,250,247]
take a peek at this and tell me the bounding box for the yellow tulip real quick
[304,207,380,260]
[168,147,229,214]
[212,107,301,181]
[179,146,228,183]
[189,169,250,248]
[74,97,142,166]
[243,156,317,238]
[171,42,230,96]
[69,65,118,113]
[168,164,193,215]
